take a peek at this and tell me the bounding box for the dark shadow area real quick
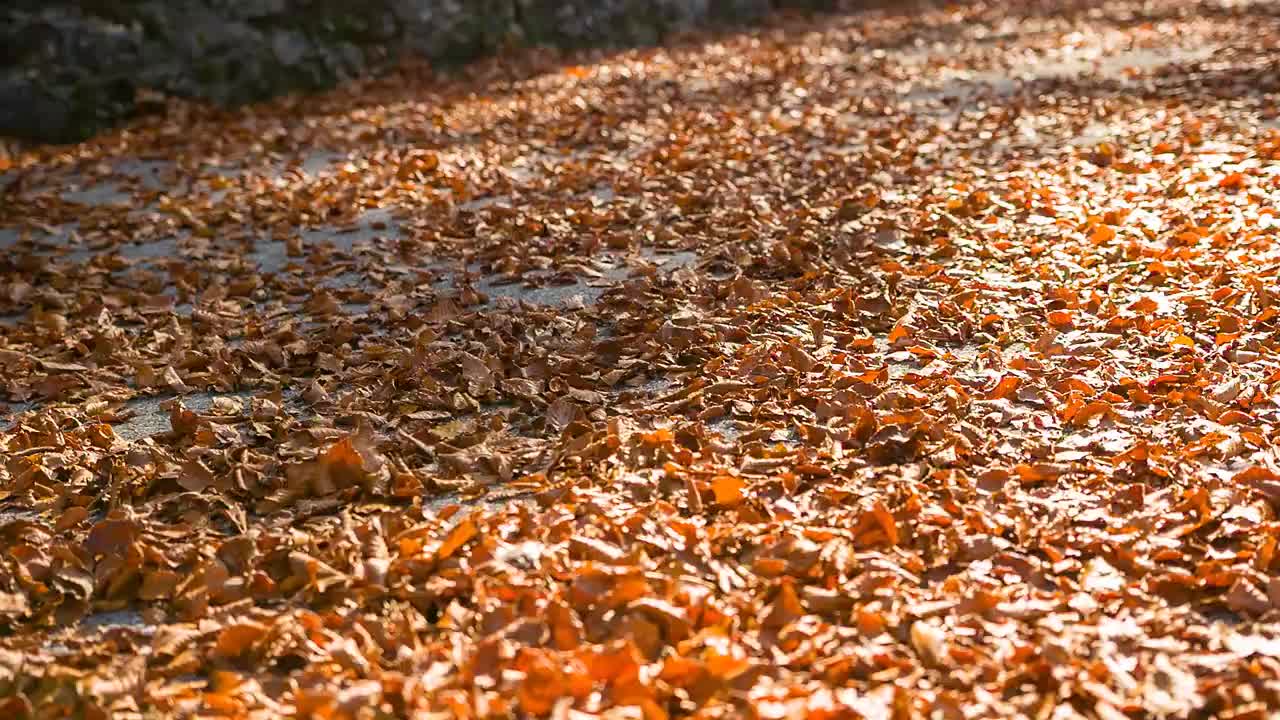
[0,0,879,145]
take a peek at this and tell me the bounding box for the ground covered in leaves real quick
[3,0,1280,717]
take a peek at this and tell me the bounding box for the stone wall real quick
[0,0,838,144]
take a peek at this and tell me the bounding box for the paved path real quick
[2,1,1279,716]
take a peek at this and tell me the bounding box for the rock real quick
[0,1,841,144]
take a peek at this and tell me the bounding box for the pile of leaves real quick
[3,0,1280,717]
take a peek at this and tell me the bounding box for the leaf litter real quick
[3,0,1280,717]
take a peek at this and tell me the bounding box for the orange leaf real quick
[586,641,644,684]
[438,515,479,560]
[85,518,139,558]
[1234,466,1280,484]
[516,650,565,716]
[1219,172,1247,190]
[1047,310,1074,328]
[54,506,90,532]
[139,570,182,600]
[871,501,899,545]
[986,375,1021,400]
[762,579,804,629]
[1129,297,1158,314]
[1015,463,1065,485]
[711,476,746,506]
[887,322,911,345]
[214,622,269,659]
[322,436,368,487]
[1070,401,1112,427]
